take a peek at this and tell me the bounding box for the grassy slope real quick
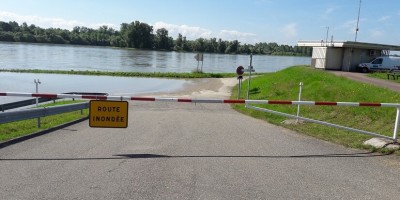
[232,66,400,151]
[368,72,400,83]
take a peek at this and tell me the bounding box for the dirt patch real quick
[142,77,238,99]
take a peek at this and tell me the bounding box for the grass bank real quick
[0,69,239,78]
[368,72,400,83]
[0,100,88,142]
[232,66,400,154]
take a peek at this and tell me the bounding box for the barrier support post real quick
[393,107,400,142]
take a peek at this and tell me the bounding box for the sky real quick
[0,0,400,46]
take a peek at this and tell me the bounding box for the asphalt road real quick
[1,101,400,199]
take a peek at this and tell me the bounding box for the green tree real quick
[174,33,183,51]
[155,28,171,50]
[125,21,154,49]
[217,38,227,53]
[0,21,12,32]
[225,40,239,54]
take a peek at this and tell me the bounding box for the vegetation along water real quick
[0,20,312,56]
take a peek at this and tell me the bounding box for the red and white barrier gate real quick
[1,92,399,142]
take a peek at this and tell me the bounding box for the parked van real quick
[358,56,400,73]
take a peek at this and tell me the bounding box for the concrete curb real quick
[0,116,89,149]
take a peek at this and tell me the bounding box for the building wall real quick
[311,46,384,71]
[342,48,382,71]
[311,47,327,69]
[325,48,343,70]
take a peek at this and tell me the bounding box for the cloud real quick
[341,19,358,34]
[1,11,258,43]
[89,23,119,30]
[0,11,118,30]
[324,7,336,15]
[218,30,256,42]
[153,21,257,43]
[377,16,390,22]
[280,23,297,38]
[370,29,384,38]
[153,21,212,40]
[320,6,338,19]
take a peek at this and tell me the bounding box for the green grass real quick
[0,100,89,142]
[367,71,400,83]
[232,66,400,153]
[0,69,244,78]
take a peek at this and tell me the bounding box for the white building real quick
[297,41,400,71]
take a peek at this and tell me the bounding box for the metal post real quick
[237,78,241,100]
[393,107,400,142]
[355,0,362,42]
[34,79,41,128]
[325,26,329,46]
[247,54,253,100]
[296,82,304,123]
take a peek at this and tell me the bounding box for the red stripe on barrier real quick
[178,99,192,102]
[359,102,381,107]
[131,97,156,101]
[32,94,58,98]
[82,95,107,100]
[268,100,293,105]
[315,102,338,106]
[224,99,246,104]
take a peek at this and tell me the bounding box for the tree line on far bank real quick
[0,20,312,56]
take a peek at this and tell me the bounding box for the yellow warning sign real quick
[89,100,128,128]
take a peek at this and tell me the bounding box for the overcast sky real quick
[1,0,399,46]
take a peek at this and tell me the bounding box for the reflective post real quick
[296,82,304,123]
[393,107,400,142]
[247,54,253,100]
[34,79,41,128]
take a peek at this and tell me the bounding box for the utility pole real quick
[355,0,362,42]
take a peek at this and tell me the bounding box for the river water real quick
[0,42,310,73]
[0,42,311,104]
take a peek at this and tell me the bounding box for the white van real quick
[358,56,400,73]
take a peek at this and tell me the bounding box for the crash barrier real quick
[1,92,399,142]
[1,97,56,112]
[0,92,108,112]
[0,102,88,124]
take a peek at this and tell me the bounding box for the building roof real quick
[297,40,400,51]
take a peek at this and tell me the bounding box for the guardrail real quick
[0,102,89,124]
[1,98,56,112]
[0,92,107,112]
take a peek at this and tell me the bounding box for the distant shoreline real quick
[0,69,239,79]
